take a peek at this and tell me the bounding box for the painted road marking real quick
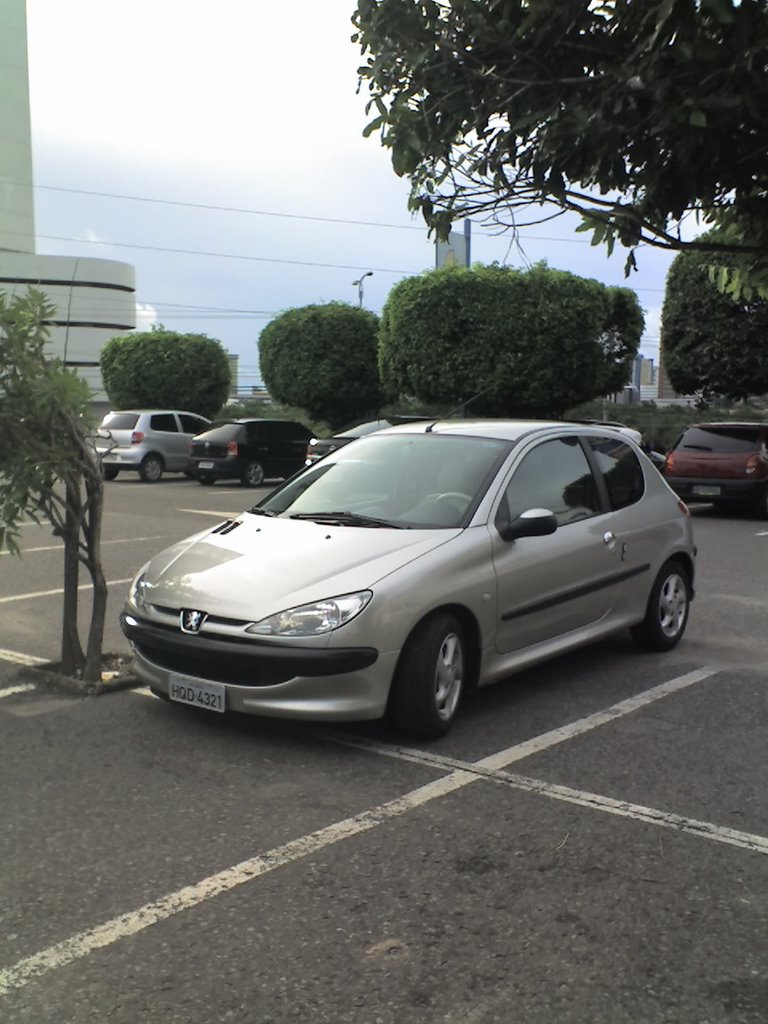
[0,578,133,605]
[0,649,48,667]
[0,666,727,997]
[0,683,37,699]
[0,536,165,557]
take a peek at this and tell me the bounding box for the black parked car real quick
[305,416,431,465]
[190,419,313,486]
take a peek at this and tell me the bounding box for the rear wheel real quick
[241,460,265,487]
[387,613,465,739]
[103,467,119,481]
[139,454,164,483]
[631,559,690,652]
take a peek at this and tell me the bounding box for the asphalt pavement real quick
[1,480,767,1024]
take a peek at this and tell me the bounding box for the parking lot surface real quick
[1,478,767,1023]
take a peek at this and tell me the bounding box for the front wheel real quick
[103,467,119,481]
[631,559,690,652]
[753,485,768,521]
[387,613,465,740]
[241,460,265,487]
[139,454,164,483]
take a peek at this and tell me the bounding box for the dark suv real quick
[663,422,768,517]
[190,419,313,486]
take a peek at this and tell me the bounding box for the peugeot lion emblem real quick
[180,609,207,634]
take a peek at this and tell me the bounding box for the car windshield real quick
[256,433,511,528]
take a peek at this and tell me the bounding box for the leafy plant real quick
[259,302,383,429]
[379,264,643,417]
[0,290,109,682]
[353,0,768,296]
[101,327,231,418]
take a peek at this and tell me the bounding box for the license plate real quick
[197,460,214,469]
[692,485,721,496]
[168,675,226,712]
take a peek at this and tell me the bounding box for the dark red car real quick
[663,421,768,517]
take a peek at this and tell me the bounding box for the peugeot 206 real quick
[121,420,696,739]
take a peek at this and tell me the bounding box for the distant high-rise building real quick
[0,0,136,402]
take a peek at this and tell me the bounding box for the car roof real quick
[370,418,638,443]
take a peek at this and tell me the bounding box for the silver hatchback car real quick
[98,409,211,482]
[122,420,696,738]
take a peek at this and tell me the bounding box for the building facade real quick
[0,0,136,401]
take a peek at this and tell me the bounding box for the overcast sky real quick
[25,0,672,391]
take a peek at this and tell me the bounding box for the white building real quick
[0,0,136,401]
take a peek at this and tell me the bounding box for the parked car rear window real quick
[676,426,761,454]
[194,422,244,442]
[102,413,139,430]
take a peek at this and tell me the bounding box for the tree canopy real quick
[259,302,383,428]
[379,264,643,416]
[100,327,231,418]
[0,290,109,682]
[353,0,768,293]
[662,244,768,402]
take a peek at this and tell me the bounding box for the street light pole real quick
[352,270,373,307]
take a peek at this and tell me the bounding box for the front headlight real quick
[128,562,152,613]
[245,590,372,637]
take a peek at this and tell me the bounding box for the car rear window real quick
[677,426,761,454]
[102,413,139,430]
[195,422,244,442]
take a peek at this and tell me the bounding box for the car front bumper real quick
[121,612,396,722]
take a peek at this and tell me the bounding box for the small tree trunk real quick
[82,473,108,684]
[60,477,85,676]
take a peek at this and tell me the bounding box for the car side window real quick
[149,413,178,433]
[499,437,600,528]
[179,414,208,435]
[586,436,645,509]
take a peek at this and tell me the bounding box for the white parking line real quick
[0,649,48,667]
[0,578,133,605]
[0,665,723,997]
[0,536,165,557]
[0,683,37,699]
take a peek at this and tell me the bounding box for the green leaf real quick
[689,110,707,128]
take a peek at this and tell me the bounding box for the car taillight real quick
[227,440,238,455]
[745,453,763,475]
[664,453,675,473]
[678,499,691,517]
[131,431,144,444]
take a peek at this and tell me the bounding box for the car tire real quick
[241,461,265,487]
[197,476,215,486]
[387,612,465,740]
[630,559,690,652]
[103,467,119,481]
[139,454,164,483]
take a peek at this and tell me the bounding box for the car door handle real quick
[603,531,616,545]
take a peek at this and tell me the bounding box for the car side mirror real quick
[498,507,558,542]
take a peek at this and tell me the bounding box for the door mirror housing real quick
[498,507,558,543]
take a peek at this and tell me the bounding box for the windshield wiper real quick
[247,507,277,517]
[682,444,713,451]
[289,510,409,529]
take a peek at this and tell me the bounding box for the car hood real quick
[141,514,459,620]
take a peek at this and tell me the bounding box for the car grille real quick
[136,640,295,687]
